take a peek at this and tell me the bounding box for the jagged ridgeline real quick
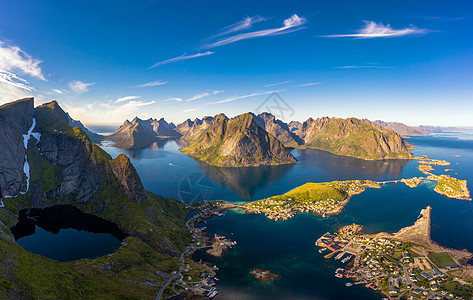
[106,116,180,149]
[179,113,298,167]
[0,98,190,299]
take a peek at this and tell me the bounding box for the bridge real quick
[378,180,402,185]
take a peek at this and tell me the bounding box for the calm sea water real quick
[101,132,473,299]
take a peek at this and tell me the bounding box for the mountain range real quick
[106,117,180,149]
[179,113,297,167]
[105,112,417,164]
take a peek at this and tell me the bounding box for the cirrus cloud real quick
[149,51,214,68]
[115,95,141,103]
[202,14,307,49]
[323,21,428,38]
[134,80,168,88]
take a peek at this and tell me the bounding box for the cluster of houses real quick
[316,230,471,299]
[245,196,344,221]
[316,233,348,251]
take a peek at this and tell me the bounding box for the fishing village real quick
[315,207,473,299]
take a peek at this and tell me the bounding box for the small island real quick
[242,180,381,221]
[249,269,280,282]
[417,156,451,166]
[206,234,237,258]
[401,177,424,188]
[428,174,471,200]
[412,156,471,200]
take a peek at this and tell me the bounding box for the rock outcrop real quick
[288,120,302,132]
[294,117,414,160]
[176,118,194,135]
[254,112,303,147]
[180,113,297,167]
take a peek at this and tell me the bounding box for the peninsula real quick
[294,117,414,160]
[316,207,473,299]
[242,180,381,221]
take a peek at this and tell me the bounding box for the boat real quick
[318,248,326,253]
[209,291,218,298]
[341,255,352,263]
[345,283,353,287]
[335,252,345,260]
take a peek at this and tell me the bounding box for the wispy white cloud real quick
[52,89,63,94]
[202,14,307,48]
[336,65,393,69]
[183,107,199,113]
[323,21,427,38]
[149,51,214,68]
[134,80,168,88]
[264,80,292,87]
[0,41,45,80]
[209,90,285,104]
[68,80,95,94]
[161,90,223,103]
[161,97,183,103]
[0,69,33,103]
[206,16,267,40]
[296,82,321,87]
[187,90,223,101]
[418,16,463,22]
[0,69,34,91]
[115,95,141,103]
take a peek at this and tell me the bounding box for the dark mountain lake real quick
[11,205,126,262]
[101,131,473,300]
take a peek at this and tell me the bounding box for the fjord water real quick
[12,205,126,262]
[102,132,473,299]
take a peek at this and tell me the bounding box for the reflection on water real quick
[101,139,414,202]
[11,205,126,262]
[196,160,295,200]
[294,149,410,180]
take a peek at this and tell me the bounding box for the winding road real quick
[156,205,213,300]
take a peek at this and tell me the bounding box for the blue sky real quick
[0,0,472,127]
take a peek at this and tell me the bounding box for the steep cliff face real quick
[27,101,146,203]
[295,117,414,160]
[176,118,194,135]
[180,113,297,167]
[0,98,35,198]
[106,117,180,149]
[182,116,214,143]
[254,112,303,147]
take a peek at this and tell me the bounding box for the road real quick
[156,204,214,300]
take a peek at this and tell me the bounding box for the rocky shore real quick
[249,269,280,282]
